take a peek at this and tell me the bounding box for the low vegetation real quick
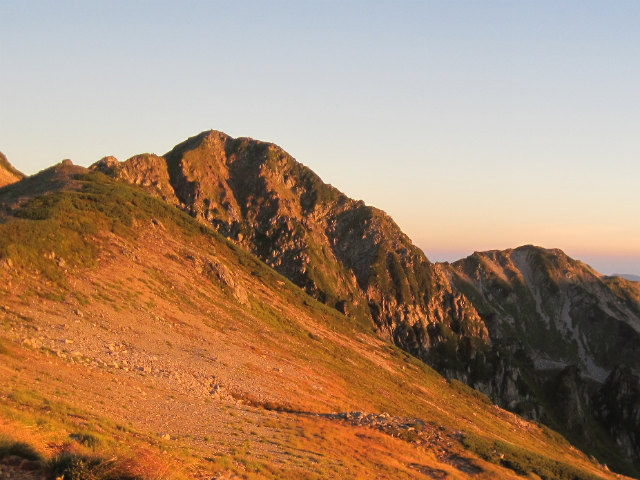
[462,433,606,480]
[0,168,217,286]
[1,434,167,480]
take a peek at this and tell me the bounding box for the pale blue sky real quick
[1,1,639,274]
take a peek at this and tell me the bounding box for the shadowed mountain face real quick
[0,152,24,188]
[451,246,640,381]
[90,130,640,475]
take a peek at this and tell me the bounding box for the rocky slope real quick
[1,161,624,479]
[88,130,640,475]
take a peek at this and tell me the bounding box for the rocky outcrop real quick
[184,252,249,306]
[0,152,24,188]
[92,154,178,205]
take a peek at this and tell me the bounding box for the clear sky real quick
[1,1,639,275]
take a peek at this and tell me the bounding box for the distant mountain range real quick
[613,273,640,282]
[1,132,639,478]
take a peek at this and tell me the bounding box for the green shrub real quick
[70,431,104,449]
[48,452,141,480]
[461,433,606,480]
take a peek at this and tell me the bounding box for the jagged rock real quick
[205,260,248,305]
[92,153,179,205]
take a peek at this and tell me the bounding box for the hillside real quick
[89,130,640,476]
[0,161,629,479]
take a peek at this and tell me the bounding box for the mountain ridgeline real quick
[76,130,639,474]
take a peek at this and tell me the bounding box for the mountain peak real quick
[164,129,234,159]
[513,244,569,258]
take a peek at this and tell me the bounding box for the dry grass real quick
[0,171,626,479]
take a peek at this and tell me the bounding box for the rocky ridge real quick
[449,246,640,465]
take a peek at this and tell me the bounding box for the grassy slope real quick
[0,166,627,479]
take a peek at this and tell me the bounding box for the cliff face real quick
[90,130,640,474]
